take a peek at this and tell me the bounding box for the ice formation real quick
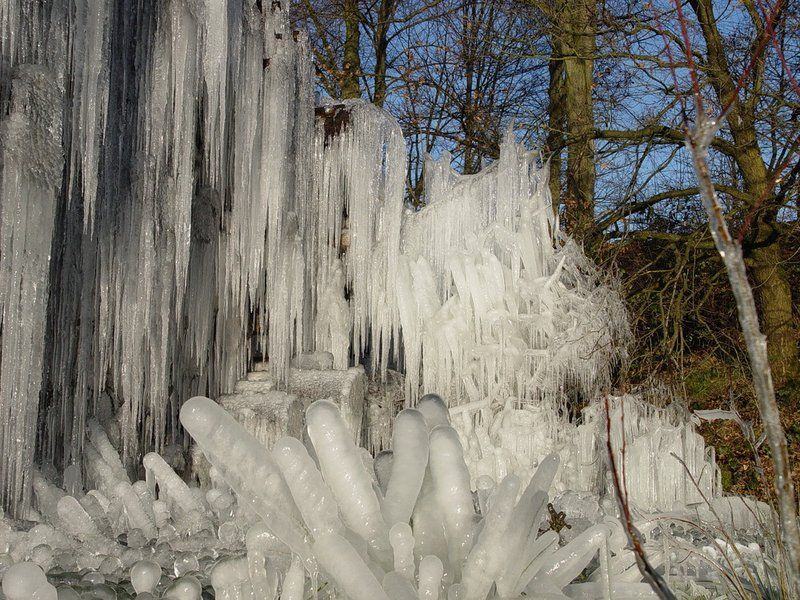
[0,0,775,598]
[0,0,631,515]
[450,394,721,513]
[0,398,773,599]
[0,65,62,514]
[397,137,629,406]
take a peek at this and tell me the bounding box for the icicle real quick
[0,65,63,515]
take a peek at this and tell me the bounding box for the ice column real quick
[0,66,62,515]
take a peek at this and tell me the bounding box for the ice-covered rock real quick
[252,362,367,442]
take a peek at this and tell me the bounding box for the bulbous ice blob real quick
[279,556,305,600]
[143,452,210,534]
[211,557,251,594]
[130,559,161,594]
[529,523,611,589]
[80,572,105,585]
[312,533,391,600]
[246,523,285,555]
[389,523,415,578]
[87,419,130,484]
[2,561,47,600]
[512,530,559,595]
[528,453,560,496]
[180,397,296,512]
[114,482,157,540]
[495,489,548,596]
[163,575,202,600]
[428,426,475,572]
[56,587,81,600]
[56,496,101,542]
[418,555,443,600]
[31,582,57,600]
[417,395,450,430]
[410,469,449,571]
[383,409,428,527]
[29,544,53,570]
[180,397,312,564]
[306,400,390,564]
[173,553,200,577]
[383,571,417,600]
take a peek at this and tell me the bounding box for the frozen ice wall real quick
[588,395,721,511]
[311,101,406,375]
[0,66,62,514]
[0,0,318,515]
[310,113,629,409]
[450,393,721,512]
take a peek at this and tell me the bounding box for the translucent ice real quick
[306,400,391,564]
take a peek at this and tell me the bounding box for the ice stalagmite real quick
[0,66,62,516]
[312,533,392,600]
[417,394,451,431]
[142,452,211,534]
[306,400,392,565]
[272,436,343,539]
[180,397,312,565]
[459,474,520,600]
[428,426,476,574]
[382,409,429,527]
[418,555,444,600]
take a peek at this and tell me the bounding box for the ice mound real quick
[0,396,776,598]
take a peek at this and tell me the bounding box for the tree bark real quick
[546,34,565,214]
[561,0,597,242]
[551,0,596,247]
[372,0,395,107]
[341,0,362,99]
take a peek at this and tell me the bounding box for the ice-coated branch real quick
[685,113,800,583]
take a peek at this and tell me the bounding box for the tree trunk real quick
[373,0,394,107]
[560,0,597,243]
[341,0,362,99]
[689,0,799,384]
[546,36,565,214]
[750,244,799,385]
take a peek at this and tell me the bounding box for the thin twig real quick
[604,395,678,600]
[684,113,800,585]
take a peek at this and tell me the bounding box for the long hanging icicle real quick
[112,0,201,463]
[214,1,314,394]
[0,65,63,515]
[311,101,406,377]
